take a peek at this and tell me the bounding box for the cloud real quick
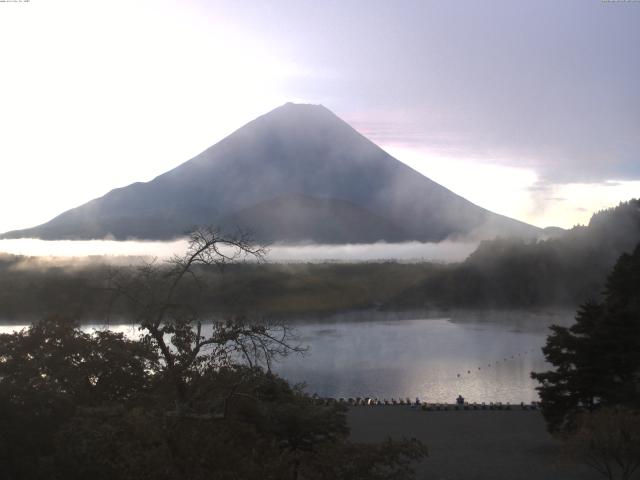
[0,239,478,264]
[266,241,478,263]
[235,0,640,186]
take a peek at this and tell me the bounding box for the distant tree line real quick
[0,255,440,320]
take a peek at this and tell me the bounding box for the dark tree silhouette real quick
[106,226,304,408]
[532,243,640,433]
[0,227,428,479]
[0,315,158,478]
[566,408,640,480]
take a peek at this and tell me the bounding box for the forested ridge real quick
[394,199,640,309]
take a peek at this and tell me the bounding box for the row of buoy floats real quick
[456,348,539,378]
[310,396,541,411]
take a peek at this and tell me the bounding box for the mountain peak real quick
[0,104,541,242]
[283,101,323,107]
[280,101,328,111]
[257,102,337,126]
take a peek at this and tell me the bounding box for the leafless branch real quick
[102,226,300,407]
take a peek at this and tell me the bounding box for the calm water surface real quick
[275,310,573,403]
[1,310,573,404]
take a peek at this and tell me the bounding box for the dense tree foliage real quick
[566,408,640,480]
[0,315,158,478]
[0,318,427,480]
[531,243,640,433]
[0,228,427,479]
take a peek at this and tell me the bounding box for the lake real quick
[275,310,572,404]
[0,309,574,404]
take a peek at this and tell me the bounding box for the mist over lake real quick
[0,238,478,263]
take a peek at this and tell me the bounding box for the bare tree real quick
[106,226,304,407]
[566,408,640,480]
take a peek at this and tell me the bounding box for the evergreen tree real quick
[532,243,640,433]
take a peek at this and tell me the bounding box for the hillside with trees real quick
[531,242,640,480]
[532,242,640,433]
[393,199,640,309]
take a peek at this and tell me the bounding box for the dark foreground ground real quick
[348,407,600,480]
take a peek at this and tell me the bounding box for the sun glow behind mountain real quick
[0,1,299,234]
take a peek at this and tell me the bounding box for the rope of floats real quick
[308,346,543,410]
[456,347,539,379]
[310,396,541,411]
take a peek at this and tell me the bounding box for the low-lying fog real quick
[0,239,478,263]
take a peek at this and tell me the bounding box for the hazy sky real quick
[1,0,638,233]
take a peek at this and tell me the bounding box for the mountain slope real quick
[2,103,540,242]
[221,193,411,243]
